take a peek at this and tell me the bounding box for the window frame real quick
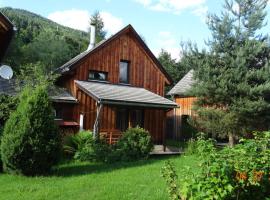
[119,60,130,84]
[88,70,108,82]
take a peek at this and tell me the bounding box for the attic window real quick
[89,70,108,81]
[119,60,129,84]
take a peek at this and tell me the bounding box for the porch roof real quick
[75,80,178,109]
[49,87,77,103]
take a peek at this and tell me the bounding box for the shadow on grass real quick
[53,155,180,177]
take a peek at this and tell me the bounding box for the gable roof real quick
[56,24,173,84]
[0,12,14,62]
[167,70,195,96]
[75,80,178,109]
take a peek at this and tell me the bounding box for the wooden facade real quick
[0,12,14,62]
[167,96,197,139]
[166,70,197,140]
[56,25,174,144]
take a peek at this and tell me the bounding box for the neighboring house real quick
[167,70,196,139]
[0,12,17,95]
[54,24,178,144]
[0,12,14,62]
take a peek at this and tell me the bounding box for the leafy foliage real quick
[158,49,193,92]
[63,127,153,163]
[189,0,270,144]
[114,127,154,161]
[0,95,18,172]
[162,132,270,200]
[0,94,18,127]
[162,161,181,200]
[63,130,111,162]
[0,7,89,74]
[0,86,61,175]
[90,11,107,43]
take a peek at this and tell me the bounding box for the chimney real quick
[87,23,96,51]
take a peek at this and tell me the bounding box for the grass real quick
[0,155,199,200]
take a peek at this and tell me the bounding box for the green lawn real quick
[0,155,199,200]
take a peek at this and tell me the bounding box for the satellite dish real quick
[0,65,13,80]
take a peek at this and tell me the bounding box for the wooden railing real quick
[100,129,122,144]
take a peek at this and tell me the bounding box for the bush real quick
[162,132,270,200]
[0,126,3,172]
[63,130,111,162]
[114,127,154,161]
[64,127,153,163]
[63,130,94,159]
[185,133,216,156]
[0,86,61,176]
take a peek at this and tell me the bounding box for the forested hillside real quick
[0,7,89,74]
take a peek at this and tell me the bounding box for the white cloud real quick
[134,0,152,7]
[135,0,207,15]
[47,9,124,36]
[192,6,208,22]
[48,9,90,32]
[154,31,181,60]
[100,11,124,35]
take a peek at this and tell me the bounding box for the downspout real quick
[93,100,103,138]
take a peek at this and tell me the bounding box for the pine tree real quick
[90,11,107,43]
[1,86,61,175]
[192,0,270,146]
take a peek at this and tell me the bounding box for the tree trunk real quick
[228,133,235,147]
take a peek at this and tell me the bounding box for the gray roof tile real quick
[167,70,195,96]
[49,87,77,103]
[75,80,177,108]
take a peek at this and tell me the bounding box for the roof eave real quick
[100,99,178,109]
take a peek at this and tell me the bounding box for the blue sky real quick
[1,0,270,59]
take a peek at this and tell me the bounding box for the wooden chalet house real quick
[167,70,196,139]
[53,24,178,144]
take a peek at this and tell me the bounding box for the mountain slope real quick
[0,7,89,73]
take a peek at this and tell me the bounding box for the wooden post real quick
[163,110,166,152]
[93,103,103,138]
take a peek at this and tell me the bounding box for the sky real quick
[1,0,270,60]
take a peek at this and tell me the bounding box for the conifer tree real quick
[1,86,61,175]
[90,11,107,43]
[192,0,270,145]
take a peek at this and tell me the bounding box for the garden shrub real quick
[64,127,153,163]
[63,127,153,163]
[0,126,3,172]
[185,133,216,156]
[0,86,61,176]
[63,130,111,162]
[63,130,94,159]
[0,94,18,172]
[114,126,154,161]
[162,132,270,200]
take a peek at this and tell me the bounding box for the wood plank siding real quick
[60,32,168,96]
[57,26,171,144]
[167,97,197,140]
[0,12,14,62]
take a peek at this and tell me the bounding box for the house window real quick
[53,108,62,120]
[89,70,108,81]
[119,60,129,84]
[130,110,144,128]
[116,109,129,131]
